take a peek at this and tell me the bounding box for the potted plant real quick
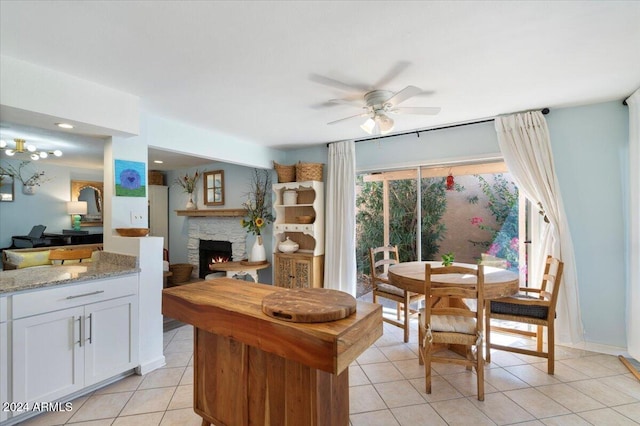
[241,169,274,262]
[441,252,455,267]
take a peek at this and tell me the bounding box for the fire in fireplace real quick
[199,240,232,278]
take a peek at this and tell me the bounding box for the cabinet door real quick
[84,296,138,385]
[274,254,294,288]
[292,258,313,289]
[12,307,85,405]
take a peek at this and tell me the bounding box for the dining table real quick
[388,261,520,300]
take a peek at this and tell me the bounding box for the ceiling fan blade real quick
[327,113,369,125]
[389,106,441,115]
[384,85,423,107]
[375,60,411,88]
[309,73,370,93]
[327,98,365,106]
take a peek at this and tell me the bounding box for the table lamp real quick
[67,201,88,231]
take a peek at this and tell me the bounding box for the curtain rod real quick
[327,108,550,146]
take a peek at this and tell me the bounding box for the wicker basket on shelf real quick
[296,162,324,182]
[168,263,194,285]
[273,161,296,183]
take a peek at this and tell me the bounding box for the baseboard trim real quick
[560,341,627,356]
[136,355,166,375]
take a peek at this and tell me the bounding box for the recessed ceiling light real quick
[153,160,164,164]
[56,123,74,129]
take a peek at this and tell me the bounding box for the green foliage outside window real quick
[356,176,454,275]
[468,174,520,272]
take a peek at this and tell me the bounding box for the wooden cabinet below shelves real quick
[274,252,323,289]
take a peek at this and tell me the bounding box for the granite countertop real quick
[0,252,139,295]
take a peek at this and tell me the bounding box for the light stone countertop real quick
[0,252,139,295]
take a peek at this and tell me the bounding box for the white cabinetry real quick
[148,185,169,250]
[12,306,85,404]
[272,181,324,288]
[0,296,8,423]
[7,275,138,417]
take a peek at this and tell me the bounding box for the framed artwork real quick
[115,160,146,197]
[0,174,14,201]
[204,170,224,206]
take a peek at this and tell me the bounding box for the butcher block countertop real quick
[162,279,382,375]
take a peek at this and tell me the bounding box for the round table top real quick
[388,261,519,299]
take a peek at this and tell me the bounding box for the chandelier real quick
[0,138,62,160]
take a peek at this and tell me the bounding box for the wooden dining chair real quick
[49,248,94,264]
[418,264,485,400]
[369,246,425,343]
[485,255,564,374]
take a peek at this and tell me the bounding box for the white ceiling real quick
[1,1,639,170]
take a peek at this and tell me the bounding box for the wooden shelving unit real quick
[272,181,324,288]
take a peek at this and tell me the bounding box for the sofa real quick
[1,243,103,270]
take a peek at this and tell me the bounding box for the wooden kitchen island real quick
[162,279,382,426]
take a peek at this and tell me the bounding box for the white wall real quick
[0,56,139,136]
[546,101,628,349]
[145,113,285,169]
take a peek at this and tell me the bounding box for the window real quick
[356,161,527,289]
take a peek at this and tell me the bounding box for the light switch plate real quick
[130,211,146,226]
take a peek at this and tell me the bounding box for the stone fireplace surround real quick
[186,217,247,278]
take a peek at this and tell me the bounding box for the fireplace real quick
[199,240,233,278]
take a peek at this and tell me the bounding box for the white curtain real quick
[495,111,584,345]
[324,140,357,295]
[627,89,640,360]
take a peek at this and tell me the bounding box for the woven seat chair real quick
[418,264,485,400]
[485,255,564,374]
[369,246,425,343]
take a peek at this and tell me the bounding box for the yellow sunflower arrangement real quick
[241,169,274,236]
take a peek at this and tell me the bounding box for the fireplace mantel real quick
[176,209,247,217]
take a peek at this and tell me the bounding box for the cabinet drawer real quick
[275,224,314,233]
[12,275,138,319]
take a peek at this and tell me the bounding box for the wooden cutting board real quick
[262,288,357,323]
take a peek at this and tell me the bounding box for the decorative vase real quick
[250,235,266,262]
[23,185,36,195]
[185,193,196,210]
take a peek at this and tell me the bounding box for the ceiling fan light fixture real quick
[360,117,376,135]
[376,113,394,135]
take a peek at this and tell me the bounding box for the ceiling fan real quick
[325,86,441,135]
[311,62,441,136]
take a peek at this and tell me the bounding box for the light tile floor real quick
[20,317,640,426]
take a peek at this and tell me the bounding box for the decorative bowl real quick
[296,215,314,224]
[115,228,150,237]
[278,237,299,253]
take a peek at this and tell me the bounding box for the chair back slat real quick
[369,245,399,279]
[49,248,94,264]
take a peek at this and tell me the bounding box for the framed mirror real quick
[0,174,14,201]
[71,180,104,226]
[204,170,224,206]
